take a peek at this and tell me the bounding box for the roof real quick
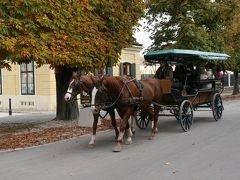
[144,49,230,63]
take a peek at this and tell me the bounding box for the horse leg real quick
[125,119,133,145]
[109,108,119,140]
[113,110,134,152]
[113,120,125,152]
[150,105,160,140]
[129,112,136,135]
[88,113,99,147]
[113,114,128,152]
[151,120,158,133]
[148,107,158,133]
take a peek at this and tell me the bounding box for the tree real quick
[0,0,144,119]
[145,1,220,50]
[145,0,240,94]
[223,6,240,95]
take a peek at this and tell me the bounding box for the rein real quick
[66,76,143,115]
[98,84,125,110]
[66,78,90,103]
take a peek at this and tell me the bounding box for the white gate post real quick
[228,73,231,87]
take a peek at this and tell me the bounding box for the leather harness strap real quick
[121,77,144,103]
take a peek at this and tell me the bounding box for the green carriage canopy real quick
[144,49,230,63]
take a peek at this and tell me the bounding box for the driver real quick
[154,60,173,83]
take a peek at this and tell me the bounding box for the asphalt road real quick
[0,100,240,180]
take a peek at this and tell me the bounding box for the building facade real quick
[0,45,143,112]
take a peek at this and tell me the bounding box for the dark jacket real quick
[154,65,173,82]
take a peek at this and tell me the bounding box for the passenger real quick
[174,64,186,84]
[205,63,214,79]
[200,66,211,88]
[154,60,173,82]
[183,63,197,92]
[200,67,208,80]
[216,64,224,79]
[186,63,197,82]
[214,64,224,87]
[186,63,194,73]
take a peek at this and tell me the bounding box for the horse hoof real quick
[88,144,95,148]
[125,139,133,145]
[148,135,155,140]
[113,144,122,152]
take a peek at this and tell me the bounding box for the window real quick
[123,63,131,76]
[105,66,113,75]
[20,62,35,95]
[120,62,136,78]
[0,69,2,94]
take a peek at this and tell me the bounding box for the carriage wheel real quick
[135,110,150,129]
[179,100,193,132]
[212,93,223,121]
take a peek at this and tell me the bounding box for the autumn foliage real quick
[0,0,144,70]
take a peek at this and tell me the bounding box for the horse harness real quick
[124,78,144,105]
[100,77,144,110]
[67,76,144,116]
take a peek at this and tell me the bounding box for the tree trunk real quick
[55,66,79,120]
[232,70,239,95]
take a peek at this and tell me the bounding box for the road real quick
[0,100,240,180]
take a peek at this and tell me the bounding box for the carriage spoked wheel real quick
[212,93,223,121]
[179,100,193,132]
[135,110,151,129]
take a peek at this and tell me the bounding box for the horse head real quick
[64,73,83,102]
[89,75,120,113]
[90,75,106,93]
[79,75,95,94]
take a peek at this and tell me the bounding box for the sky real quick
[133,19,152,55]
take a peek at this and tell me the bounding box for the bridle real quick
[65,78,84,102]
[65,76,96,104]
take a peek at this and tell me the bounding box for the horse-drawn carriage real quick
[135,49,230,132]
[64,49,229,152]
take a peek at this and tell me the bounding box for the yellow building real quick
[0,45,143,112]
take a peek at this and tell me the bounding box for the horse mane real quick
[103,76,124,95]
[78,75,94,95]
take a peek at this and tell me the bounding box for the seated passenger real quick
[154,60,173,83]
[186,63,197,82]
[199,67,212,88]
[174,64,186,84]
[183,64,198,94]
[205,63,215,79]
[215,64,224,86]
[200,67,208,80]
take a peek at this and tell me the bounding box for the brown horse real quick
[92,76,163,152]
[64,74,134,147]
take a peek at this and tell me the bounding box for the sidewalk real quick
[0,111,55,124]
[0,92,237,125]
[0,109,98,127]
